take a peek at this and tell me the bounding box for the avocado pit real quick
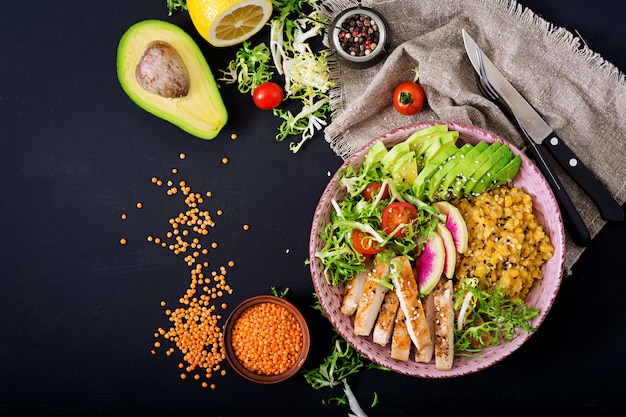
[136,41,190,98]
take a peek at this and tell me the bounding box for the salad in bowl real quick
[308,122,565,378]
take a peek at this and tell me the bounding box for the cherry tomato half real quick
[253,82,284,110]
[392,81,425,116]
[352,229,385,255]
[381,202,419,237]
[362,182,390,201]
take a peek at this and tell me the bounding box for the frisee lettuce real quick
[315,161,438,286]
[305,297,387,413]
[166,0,187,15]
[453,277,540,354]
[219,0,333,153]
[218,41,274,94]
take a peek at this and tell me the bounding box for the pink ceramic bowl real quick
[308,121,566,378]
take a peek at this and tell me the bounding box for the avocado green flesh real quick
[381,141,411,171]
[117,20,228,140]
[424,143,473,201]
[437,141,488,199]
[452,142,501,197]
[405,124,450,151]
[364,140,388,168]
[413,145,458,196]
[492,155,522,186]
[416,131,459,162]
[462,142,510,195]
[389,151,418,187]
[469,146,515,195]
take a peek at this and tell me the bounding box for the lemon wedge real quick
[187,0,273,47]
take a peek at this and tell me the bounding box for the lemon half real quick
[188,0,273,47]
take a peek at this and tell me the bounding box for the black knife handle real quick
[526,143,591,246]
[542,132,624,222]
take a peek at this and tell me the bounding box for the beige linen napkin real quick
[320,0,626,275]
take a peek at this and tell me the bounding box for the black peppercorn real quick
[337,13,380,57]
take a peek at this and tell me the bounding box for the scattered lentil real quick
[121,213,127,220]
[119,238,127,245]
[129,155,253,389]
[221,157,229,164]
[230,133,237,140]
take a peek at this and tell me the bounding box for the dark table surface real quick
[2,0,625,415]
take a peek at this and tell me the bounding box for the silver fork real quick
[475,50,500,101]
[473,49,591,246]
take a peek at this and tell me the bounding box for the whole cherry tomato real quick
[392,81,425,116]
[253,82,284,110]
[381,201,419,237]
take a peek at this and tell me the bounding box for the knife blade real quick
[462,29,624,224]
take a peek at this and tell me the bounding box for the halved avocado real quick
[117,20,228,140]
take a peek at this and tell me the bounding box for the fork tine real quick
[475,50,500,100]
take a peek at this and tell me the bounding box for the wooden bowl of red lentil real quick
[223,295,310,384]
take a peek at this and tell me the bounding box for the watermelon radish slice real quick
[435,222,456,279]
[415,230,445,296]
[432,201,468,253]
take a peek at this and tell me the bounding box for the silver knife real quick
[462,29,624,225]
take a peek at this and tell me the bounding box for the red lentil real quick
[131,158,251,388]
[230,302,303,376]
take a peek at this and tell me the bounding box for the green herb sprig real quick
[454,280,540,354]
[166,0,187,15]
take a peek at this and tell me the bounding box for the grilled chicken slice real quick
[415,290,435,363]
[353,262,390,336]
[341,269,369,316]
[433,278,454,370]
[373,290,399,346]
[390,308,411,361]
[390,256,432,353]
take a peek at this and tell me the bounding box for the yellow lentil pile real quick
[231,303,303,376]
[455,184,554,300]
